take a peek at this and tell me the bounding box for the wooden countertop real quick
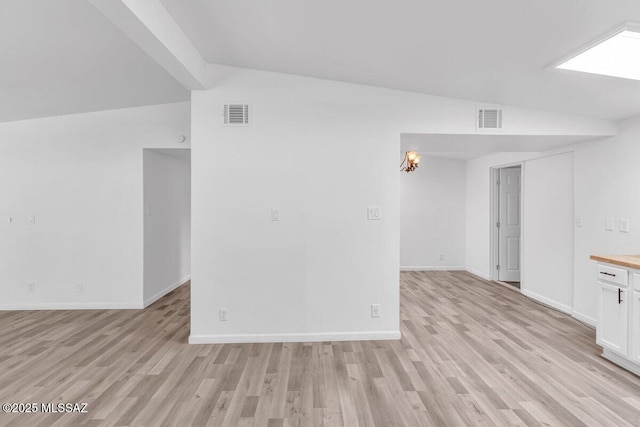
[590,254,640,269]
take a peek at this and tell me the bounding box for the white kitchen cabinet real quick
[597,280,628,356]
[591,257,640,376]
[631,290,640,364]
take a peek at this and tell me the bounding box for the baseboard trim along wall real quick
[464,268,492,281]
[144,275,191,308]
[0,302,144,310]
[400,266,465,272]
[521,289,573,315]
[189,330,401,344]
[572,310,596,328]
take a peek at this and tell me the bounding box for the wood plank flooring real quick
[1,271,640,426]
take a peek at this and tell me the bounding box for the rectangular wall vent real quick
[223,104,250,125]
[477,108,503,129]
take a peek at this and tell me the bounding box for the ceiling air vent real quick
[477,108,503,130]
[223,104,250,125]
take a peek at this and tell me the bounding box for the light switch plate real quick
[606,218,614,231]
[367,206,382,220]
[27,215,35,225]
[371,304,381,318]
[271,209,280,221]
[575,217,583,227]
[620,218,630,233]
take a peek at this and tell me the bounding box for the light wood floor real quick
[1,271,640,426]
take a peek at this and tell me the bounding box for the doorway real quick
[143,148,191,307]
[491,165,522,288]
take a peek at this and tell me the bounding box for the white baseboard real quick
[602,348,640,376]
[572,310,596,328]
[464,268,492,281]
[0,302,143,310]
[189,330,401,344]
[400,266,465,272]
[144,275,190,308]
[521,289,572,315]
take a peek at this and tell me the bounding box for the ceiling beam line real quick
[89,0,208,90]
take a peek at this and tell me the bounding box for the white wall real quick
[143,149,191,307]
[573,116,640,325]
[0,102,190,309]
[190,64,615,344]
[400,156,466,270]
[465,152,541,279]
[522,152,574,313]
[464,119,640,327]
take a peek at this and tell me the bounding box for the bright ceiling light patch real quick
[557,28,640,81]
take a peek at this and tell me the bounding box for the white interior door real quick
[498,167,521,282]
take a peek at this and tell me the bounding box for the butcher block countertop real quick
[590,254,640,270]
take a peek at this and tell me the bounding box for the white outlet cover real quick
[271,209,280,221]
[575,217,583,227]
[367,206,382,220]
[219,308,228,321]
[27,215,35,225]
[620,219,630,233]
[371,304,381,318]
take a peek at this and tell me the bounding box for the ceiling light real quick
[557,25,640,81]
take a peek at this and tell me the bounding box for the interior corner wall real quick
[465,152,540,279]
[573,116,640,325]
[0,102,190,309]
[143,150,191,307]
[521,152,574,313]
[400,155,466,270]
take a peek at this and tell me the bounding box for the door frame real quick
[490,162,525,288]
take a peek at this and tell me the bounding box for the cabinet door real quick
[631,291,640,364]
[597,281,628,356]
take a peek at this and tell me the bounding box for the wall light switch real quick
[606,218,614,231]
[367,206,382,220]
[371,304,381,318]
[620,219,630,233]
[271,209,280,221]
[27,215,35,225]
[575,217,583,227]
[8,217,12,224]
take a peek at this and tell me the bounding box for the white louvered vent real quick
[223,104,250,125]
[477,108,503,130]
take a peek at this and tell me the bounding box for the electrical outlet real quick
[219,308,228,321]
[271,209,280,221]
[75,283,83,294]
[371,304,381,318]
[575,217,583,227]
[8,217,13,224]
[620,219,630,233]
[27,214,35,225]
[367,206,382,220]
[439,253,444,261]
[27,283,35,293]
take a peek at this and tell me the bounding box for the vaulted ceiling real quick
[161,0,640,121]
[3,0,640,123]
[0,0,188,123]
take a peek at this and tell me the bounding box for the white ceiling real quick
[161,0,640,121]
[401,134,595,160]
[0,0,188,123]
